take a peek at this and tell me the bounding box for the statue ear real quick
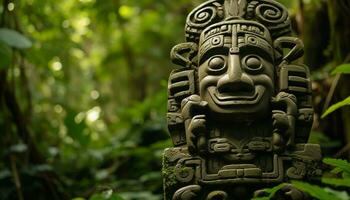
[171,42,198,68]
[274,37,304,64]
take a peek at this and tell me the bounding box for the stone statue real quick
[163,0,322,199]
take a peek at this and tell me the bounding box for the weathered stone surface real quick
[163,0,322,199]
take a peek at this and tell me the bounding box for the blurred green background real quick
[0,0,350,199]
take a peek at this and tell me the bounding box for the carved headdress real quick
[171,0,298,71]
[185,0,291,43]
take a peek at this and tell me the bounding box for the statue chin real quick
[203,86,272,121]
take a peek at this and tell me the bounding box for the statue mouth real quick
[209,86,264,106]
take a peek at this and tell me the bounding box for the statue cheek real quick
[250,74,275,91]
[199,76,221,94]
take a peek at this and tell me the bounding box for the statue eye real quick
[208,56,226,73]
[245,56,262,72]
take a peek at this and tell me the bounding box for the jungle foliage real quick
[0,0,349,200]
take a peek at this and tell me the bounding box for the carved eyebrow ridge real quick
[199,44,274,66]
[199,47,230,65]
[238,44,274,62]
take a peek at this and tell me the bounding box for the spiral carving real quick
[247,0,291,38]
[193,7,216,24]
[185,0,224,42]
[175,164,195,183]
[255,3,287,25]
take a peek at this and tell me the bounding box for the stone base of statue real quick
[163,143,321,200]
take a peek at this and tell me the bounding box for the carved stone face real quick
[198,21,275,120]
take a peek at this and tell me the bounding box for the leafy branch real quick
[252,158,350,200]
[322,63,350,118]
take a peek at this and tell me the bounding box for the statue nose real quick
[218,54,254,94]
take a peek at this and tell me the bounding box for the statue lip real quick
[222,153,256,162]
[209,86,264,106]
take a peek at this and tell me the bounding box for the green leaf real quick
[332,63,350,75]
[331,167,343,174]
[251,198,269,200]
[323,188,350,200]
[308,131,341,148]
[291,181,342,200]
[0,28,32,49]
[251,183,287,200]
[322,96,350,118]
[343,171,350,179]
[322,178,350,187]
[323,158,350,174]
[0,41,12,69]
